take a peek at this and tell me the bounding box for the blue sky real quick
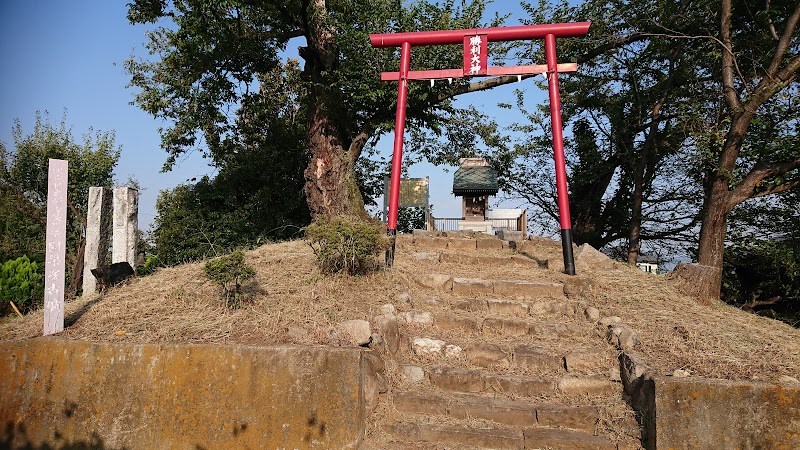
[0,1,556,230]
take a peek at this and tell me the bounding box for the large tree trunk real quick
[694,184,731,302]
[303,105,367,218]
[300,0,368,219]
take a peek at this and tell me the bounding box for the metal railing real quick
[432,217,523,232]
[433,217,463,232]
[489,218,519,231]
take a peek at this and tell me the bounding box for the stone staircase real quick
[364,232,640,449]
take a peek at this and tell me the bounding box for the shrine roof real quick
[452,165,499,196]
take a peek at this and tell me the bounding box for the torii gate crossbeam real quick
[372,22,590,275]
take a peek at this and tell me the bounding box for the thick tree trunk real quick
[303,111,367,218]
[300,2,368,219]
[627,174,644,265]
[695,179,733,301]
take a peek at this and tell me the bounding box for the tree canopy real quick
[126,0,530,219]
[0,112,120,297]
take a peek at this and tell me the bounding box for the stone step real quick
[430,312,583,338]
[408,336,566,371]
[411,250,539,267]
[386,421,618,450]
[413,274,565,300]
[450,297,581,318]
[392,391,600,432]
[407,236,507,251]
[386,421,524,449]
[425,365,559,398]
[424,365,617,399]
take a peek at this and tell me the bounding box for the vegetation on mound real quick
[306,217,389,275]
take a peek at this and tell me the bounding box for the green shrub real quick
[136,255,160,276]
[305,216,389,275]
[204,251,256,307]
[0,255,44,315]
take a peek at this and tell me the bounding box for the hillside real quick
[2,234,799,448]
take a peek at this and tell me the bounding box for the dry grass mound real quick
[1,236,798,383]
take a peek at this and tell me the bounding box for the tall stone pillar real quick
[82,187,112,295]
[112,187,138,267]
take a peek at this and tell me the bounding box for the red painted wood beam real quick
[370,22,590,48]
[380,63,578,81]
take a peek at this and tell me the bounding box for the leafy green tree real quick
[723,238,799,326]
[0,112,120,297]
[125,0,527,219]
[498,0,704,262]
[150,62,310,265]
[504,0,798,298]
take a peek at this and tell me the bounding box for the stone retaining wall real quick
[620,352,800,449]
[1,338,372,449]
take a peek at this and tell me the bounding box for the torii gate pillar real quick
[372,22,590,275]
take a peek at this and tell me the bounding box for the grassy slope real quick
[1,238,798,382]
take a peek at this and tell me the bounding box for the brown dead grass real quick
[1,235,798,384]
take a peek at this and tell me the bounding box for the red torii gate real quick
[371,22,590,275]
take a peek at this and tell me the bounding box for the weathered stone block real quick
[535,405,599,431]
[82,187,112,295]
[513,346,562,370]
[393,391,446,415]
[486,299,529,317]
[411,337,446,357]
[583,306,601,322]
[452,277,493,295]
[439,252,478,264]
[391,423,523,449]
[414,273,453,291]
[484,375,555,397]
[483,317,530,336]
[496,230,524,241]
[374,314,400,354]
[337,319,372,346]
[448,238,477,250]
[412,237,449,249]
[564,350,606,373]
[557,376,619,396]
[0,339,367,449]
[429,367,485,393]
[449,396,536,426]
[401,365,425,384]
[452,297,487,313]
[476,238,503,250]
[575,243,616,271]
[398,311,433,326]
[653,376,800,450]
[523,428,615,450]
[434,313,480,333]
[493,280,563,299]
[465,343,509,368]
[112,186,138,267]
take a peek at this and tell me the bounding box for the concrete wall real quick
[1,338,371,449]
[620,352,800,449]
[653,376,800,449]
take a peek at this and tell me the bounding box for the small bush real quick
[0,255,44,316]
[305,216,389,275]
[204,250,256,307]
[136,255,160,277]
